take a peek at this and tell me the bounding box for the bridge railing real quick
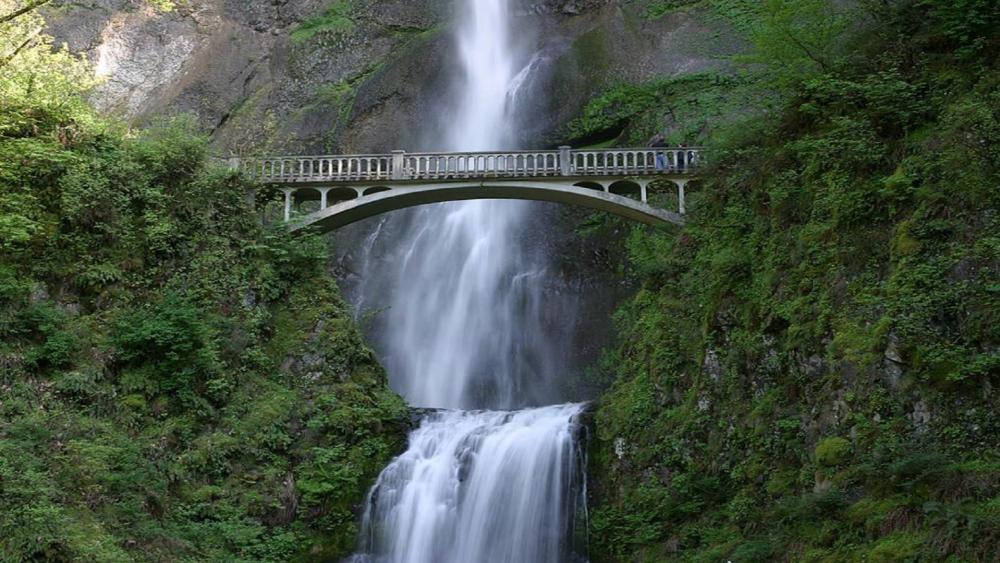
[234,147,702,184]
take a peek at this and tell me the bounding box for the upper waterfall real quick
[360,0,575,410]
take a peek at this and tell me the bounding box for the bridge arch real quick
[573,181,606,192]
[286,181,684,233]
[363,186,391,197]
[608,180,643,200]
[242,147,701,228]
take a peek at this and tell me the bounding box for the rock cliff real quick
[46,0,737,153]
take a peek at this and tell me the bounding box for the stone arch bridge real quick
[232,146,701,232]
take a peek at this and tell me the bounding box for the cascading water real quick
[376,0,566,410]
[349,405,587,563]
[347,1,588,561]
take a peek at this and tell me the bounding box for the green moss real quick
[639,0,702,20]
[587,1,1000,561]
[892,220,922,257]
[815,437,852,467]
[867,532,925,562]
[291,0,356,44]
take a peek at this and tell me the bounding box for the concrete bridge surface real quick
[231,147,701,232]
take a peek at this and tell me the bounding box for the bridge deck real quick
[230,147,701,231]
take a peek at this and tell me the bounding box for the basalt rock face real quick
[44,0,450,153]
[46,0,736,154]
[44,0,737,402]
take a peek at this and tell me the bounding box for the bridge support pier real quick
[282,189,294,221]
[319,187,331,210]
[638,180,651,203]
[675,180,688,214]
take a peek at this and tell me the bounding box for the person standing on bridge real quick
[649,133,668,171]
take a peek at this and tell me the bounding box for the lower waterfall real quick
[348,405,588,563]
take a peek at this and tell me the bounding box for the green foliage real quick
[291,0,356,44]
[0,1,98,130]
[112,294,222,408]
[587,0,1000,560]
[563,72,777,148]
[740,0,852,87]
[0,8,406,561]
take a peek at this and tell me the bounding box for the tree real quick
[740,0,853,88]
[0,0,96,118]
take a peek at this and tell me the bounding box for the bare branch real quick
[777,21,830,72]
[0,0,52,25]
[0,32,38,69]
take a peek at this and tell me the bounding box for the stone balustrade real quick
[232,147,702,185]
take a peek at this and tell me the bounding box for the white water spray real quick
[374,0,568,410]
[348,1,588,561]
[349,404,587,563]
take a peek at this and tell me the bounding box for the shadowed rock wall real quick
[46,0,737,154]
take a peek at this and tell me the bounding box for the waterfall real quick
[347,1,588,561]
[349,405,587,563]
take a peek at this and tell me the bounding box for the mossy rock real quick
[815,437,852,467]
[867,532,925,563]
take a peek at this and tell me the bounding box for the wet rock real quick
[703,349,723,382]
[910,399,932,432]
[613,437,627,460]
[883,332,905,389]
[29,283,49,304]
[697,395,710,412]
